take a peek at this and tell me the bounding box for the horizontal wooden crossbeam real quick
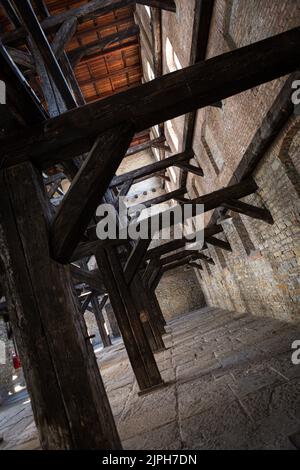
[128,188,186,215]
[111,150,192,187]
[1,27,299,168]
[70,265,105,294]
[146,224,224,259]
[221,199,274,224]
[205,236,232,252]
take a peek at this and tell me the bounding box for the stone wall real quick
[154,0,300,322]
[156,266,206,321]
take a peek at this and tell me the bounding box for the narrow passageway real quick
[1,307,299,450]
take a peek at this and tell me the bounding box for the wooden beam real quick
[51,123,134,263]
[161,250,201,266]
[205,236,232,252]
[129,187,186,215]
[125,136,165,157]
[2,27,299,168]
[146,224,223,259]
[111,150,192,187]
[91,295,112,347]
[180,0,218,186]
[1,0,22,27]
[175,161,204,177]
[6,46,35,70]
[0,41,46,125]
[189,261,203,270]
[80,291,93,314]
[96,248,164,391]
[59,51,86,107]
[51,17,77,60]
[221,199,274,224]
[124,238,151,284]
[70,265,106,294]
[68,25,139,62]
[210,72,300,226]
[69,39,139,68]
[162,256,199,272]
[70,239,125,262]
[13,0,77,110]
[137,0,176,12]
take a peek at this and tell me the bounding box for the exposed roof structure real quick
[0,0,299,452]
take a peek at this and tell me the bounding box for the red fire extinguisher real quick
[12,336,21,369]
[12,353,21,370]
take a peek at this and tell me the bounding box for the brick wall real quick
[157,0,300,322]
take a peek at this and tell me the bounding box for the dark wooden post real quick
[96,247,164,392]
[91,295,112,348]
[0,162,121,450]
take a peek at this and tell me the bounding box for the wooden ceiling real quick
[0,0,148,146]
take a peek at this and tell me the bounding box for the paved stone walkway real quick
[0,307,300,450]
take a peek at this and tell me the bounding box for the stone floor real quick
[0,306,300,450]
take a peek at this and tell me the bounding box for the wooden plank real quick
[0,162,121,449]
[2,27,300,167]
[96,248,164,391]
[50,123,134,263]
[111,150,192,187]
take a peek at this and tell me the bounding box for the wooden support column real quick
[96,247,164,391]
[0,162,121,450]
[130,274,165,350]
[91,295,112,348]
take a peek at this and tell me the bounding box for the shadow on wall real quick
[156,266,206,321]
